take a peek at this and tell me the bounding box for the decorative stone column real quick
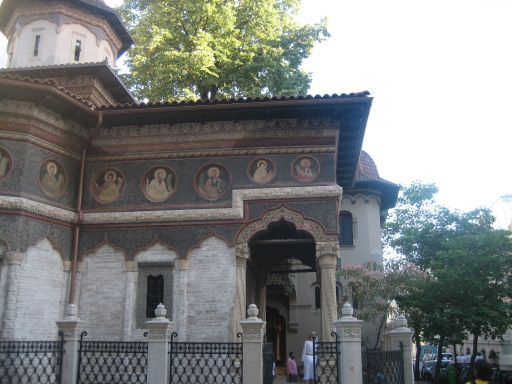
[145,304,173,384]
[123,260,137,339]
[175,259,189,341]
[333,303,364,384]
[240,304,266,384]
[317,241,339,341]
[1,250,25,338]
[234,244,249,338]
[383,314,414,384]
[56,304,82,384]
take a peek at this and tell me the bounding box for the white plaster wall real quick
[77,245,126,340]
[340,196,383,267]
[186,237,235,341]
[8,19,115,67]
[11,239,67,339]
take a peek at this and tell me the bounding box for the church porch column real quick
[1,250,25,339]
[235,244,249,338]
[316,241,339,341]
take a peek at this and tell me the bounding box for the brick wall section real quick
[186,237,235,341]
[77,245,126,340]
[4,239,67,339]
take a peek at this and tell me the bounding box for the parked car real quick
[421,360,452,383]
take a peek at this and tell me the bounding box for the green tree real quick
[385,183,512,383]
[117,0,328,101]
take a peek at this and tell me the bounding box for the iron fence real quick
[362,346,404,384]
[76,331,148,384]
[313,332,339,384]
[169,332,243,384]
[0,332,64,384]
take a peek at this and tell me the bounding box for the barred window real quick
[339,211,354,246]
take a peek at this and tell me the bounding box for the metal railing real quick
[0,332,64,384]
[313,332,339,384]
[362,347,404,384]
[169,332,243,384]
[76,331,148,384]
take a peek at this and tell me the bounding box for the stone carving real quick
[291,156,320,183]
[142,167,177,202]
[91,168,125,204]
[6,250,25,265]
[248,158,275,185]
[0,146,13,180]
[195,164,231,201]
[236,205,337,244]
[39,160,67,197]
[320,259,337,341]
[235,244,250,261]
[316,242,340,257]
[342,328,362,338]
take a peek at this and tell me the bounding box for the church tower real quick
[0,0,132,68]
[0,0,134,106]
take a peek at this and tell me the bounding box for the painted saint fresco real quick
[248,158,275,185]
[92,168,124,204]
[195,164,230,201]
[291,156,319,183]
[39,160,66,197]
[142,167,176,202]
[0,147,12,180]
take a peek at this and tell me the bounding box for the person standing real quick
[287,352,298,382]
[302,331,316,384]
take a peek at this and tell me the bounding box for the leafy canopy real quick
[117,0,329,101]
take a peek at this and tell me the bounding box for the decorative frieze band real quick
[0,186,342,225]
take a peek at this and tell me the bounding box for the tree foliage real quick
[384,182,512,383]
[117,0,329,101]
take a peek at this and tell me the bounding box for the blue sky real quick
[1,0,511,213]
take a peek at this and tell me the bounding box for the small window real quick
[339,211,354,246]
[34,35,41,56]
[146,275,164,318]
[314,286,321,309]
[74,40,82,61]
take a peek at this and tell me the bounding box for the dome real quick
[351,150,399,210]
[355,150,380,182]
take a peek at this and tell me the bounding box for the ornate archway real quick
[234,206,339,341]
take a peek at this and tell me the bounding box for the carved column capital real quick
[316,241,339,257]
[177,259,189,270]
[6,250,25,265]
[235,244,250,261]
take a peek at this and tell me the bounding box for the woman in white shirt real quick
[302,331,317,384]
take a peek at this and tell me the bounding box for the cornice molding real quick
[0,185,342,225]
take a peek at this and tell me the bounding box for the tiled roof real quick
[0,73,95,108]
[355,150,380,182]
[97,91,371,110]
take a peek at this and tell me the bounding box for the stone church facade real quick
[0,0,398,361]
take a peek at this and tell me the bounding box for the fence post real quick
[383,314,414,384]
[240,304,266,384]
[333,302,363,384]
[145,303,173,384]
[55,304,81,384]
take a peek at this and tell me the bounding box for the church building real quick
[0,0,398,362]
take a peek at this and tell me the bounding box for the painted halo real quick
[248,157,276,185]
[194,164,231,201]
[0,146,13,181]
[291,156,320,183]
[91,168,125,204]
[141,166,177,202]
[38,159,67,197]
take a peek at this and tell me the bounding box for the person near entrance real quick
[302,331,317,384]
[287,352,298,382]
